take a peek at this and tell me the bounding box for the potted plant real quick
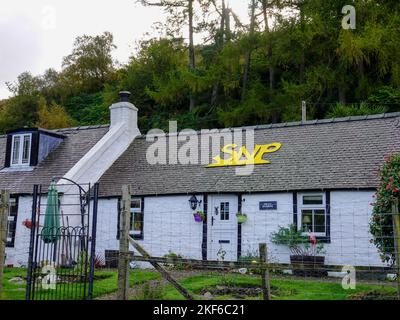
[193,211,206,222]
[271,224,326,277]
[22,219,33,229]
[236,212,248,224]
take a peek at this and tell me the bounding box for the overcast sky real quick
[0,0,249,99]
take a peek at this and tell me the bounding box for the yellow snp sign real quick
[207,142,282,167]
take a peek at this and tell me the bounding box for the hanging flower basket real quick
[236,213,248,224]
[193,211,205,222]
[22,219,33,229]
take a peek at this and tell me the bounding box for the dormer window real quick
[11,133,32,166]
[3,128,65,171]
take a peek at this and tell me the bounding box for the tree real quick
[197,0,232,106]
[138,0,197,111]
[6,72,40,96]
[209,0,228,106]
[0,94,41,134]
[0,72,42,133]
[3,1,400,132]
[277,0,309,84]
[61,32,116,94]
[241,0,258,101]
[36,98,74,129]
[259,0,276,91]
[37,68,63,103]
[326,102,387,118]
[118,38,192,130]
[188,0,196,109]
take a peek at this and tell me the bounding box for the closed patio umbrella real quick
[42,182,60,244]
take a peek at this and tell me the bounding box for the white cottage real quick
[1,92,399,268]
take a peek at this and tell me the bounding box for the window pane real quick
[133,212,142,231]
[22,135,31,164]
[131,199,141,211]
[129,212,143,236]
[6,216,15,239]
[12,136,21,165]
[303,195,323,205]
[301,210,313,232]
[7,198,17,247]
[220,202,229,220]
[129,198,142,236]
[314,209,326,233]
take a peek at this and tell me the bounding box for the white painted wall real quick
[241,193,293,264]
[6,191,386,268]
[241,191,384,267]
[140,195,204,260]
[5,195,48,267]
[5,196,32,266]
[95,198,119,260]
[5,196,120,267]
[95,196,204,266]
[328,191,382,266]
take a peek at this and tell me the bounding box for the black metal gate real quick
[26,179,99,300]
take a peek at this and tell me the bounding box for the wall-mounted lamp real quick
[189,195,202,211]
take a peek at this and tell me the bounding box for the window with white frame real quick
[129,198,143,239]
[11,134,32,166]
[299,193,326,236]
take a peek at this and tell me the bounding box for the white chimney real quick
[109,91,139,134]
[59,90,141,227]
[59,90,140,198]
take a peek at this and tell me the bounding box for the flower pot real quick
[236,214,247,224]
[22,219,33,229]
[290,255,327,277]
[193,213,203,222]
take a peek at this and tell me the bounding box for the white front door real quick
[208,195,238,261]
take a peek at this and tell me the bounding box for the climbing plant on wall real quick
[370,154,400,265]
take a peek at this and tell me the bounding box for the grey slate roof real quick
[0,125,109,194]
[0,114,399,197]
[98,113,400,197]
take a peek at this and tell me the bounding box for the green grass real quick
[2,268,397,300]
[1,268,27,300]
[1,268,160,300]
[160,273,398,300]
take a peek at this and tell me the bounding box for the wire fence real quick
[1,182,99,300]
[109,193,400,300]
[2,193,400,300]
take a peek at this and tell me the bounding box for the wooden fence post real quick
[392,198,400,300]
[128,236,194,300]
[259,243,271,300]
[117,185,132,300]
[0,190,10,299]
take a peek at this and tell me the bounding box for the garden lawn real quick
[1,268,160,300]
[160,273,397,300]
[2,268,397,300]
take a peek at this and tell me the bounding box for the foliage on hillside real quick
[1,0,400,134]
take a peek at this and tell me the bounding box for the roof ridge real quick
[54,124,110,132]
[0,124,110,139]
[1,112,399,140]
[139,111,400,139]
